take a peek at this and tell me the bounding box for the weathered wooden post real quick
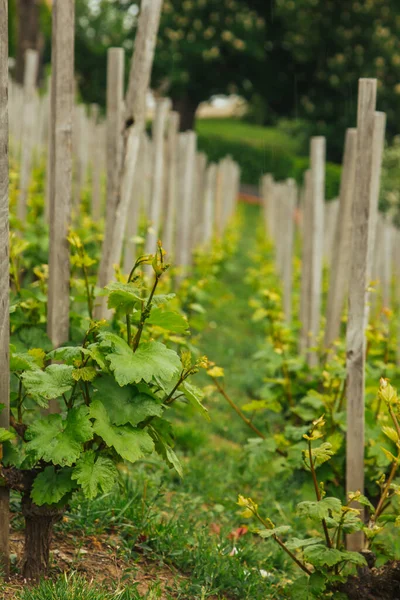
[325,129,358,348]
[96,0,163,317]
[18,49,39,222]
[299,169,312,353]
[346,79,379,551]
[202,163,217,248]
[0,0,10,575]
[175,131,196,272]
[47,0,75,362]
[282,179,296,324]
[164,111,180,257]
[90,104,102,221]
[307,137,325,366]
[145,98,170,255]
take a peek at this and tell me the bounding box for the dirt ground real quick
[2,528,189,599]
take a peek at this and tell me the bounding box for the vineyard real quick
[1,1,400,599]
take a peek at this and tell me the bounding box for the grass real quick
[196,118,301,153]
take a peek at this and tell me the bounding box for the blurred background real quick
[7,0,400,214]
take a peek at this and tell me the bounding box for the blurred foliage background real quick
[7,0,400,207]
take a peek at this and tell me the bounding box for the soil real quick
[337,560,400,600]
[2,527,189,599]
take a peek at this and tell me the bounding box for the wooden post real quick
[47,0,75,355]
[193,152,207,248]
[307,137,325,366]
[18,48,39,222]
[202,163,217,248]
[176,131,196,272]
[164,111,180,257]
[367,112,386,284]
[0,0,10,575]
[90,104,102,221]
[282,179,296,324]
[145,98,170,255]
[323,199,339,267]
[299,169,312,353]
[260,174,273,239]
[325,129,358,348]
[96,0,163,317]
[346,79,378,551]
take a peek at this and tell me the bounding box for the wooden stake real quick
[307,137,325,367]
[164,111,180,257]
[96,0,163,317]
[325,129,358,348]
[47,0,75,355]
[176,131,196,272]
[282,180,296,324]
[346,79,378,551]
[299,169,312,353]
[18,49,39,221]
[202,163,217,248]
[0,0,10,575]
[145,98,170,255]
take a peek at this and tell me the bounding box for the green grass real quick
[196,118,301,153]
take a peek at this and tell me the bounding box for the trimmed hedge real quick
[197,132,341,200]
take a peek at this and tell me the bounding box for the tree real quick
[152,0,266,130]
[247,0,400,160]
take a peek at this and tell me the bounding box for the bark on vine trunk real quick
[172,96,199,132]
[21,493,63,581]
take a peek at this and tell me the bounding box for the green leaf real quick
[148,308,189,333]
[289,573,327,600]
[105,282,142,312]
[10,350,40,372]
[72,451,118,499]
[47,346,89,365]
[100,333,181,385]
[149,425,183,477]
[286,537,323,551]
[297,497,342,520]
[338,550,367,566]
[150,293,175,307]
[21,364,74,407]
[310,442,335,467]
[0,428,15,443]
[90,400,154,463]
[31,466,75,506]
[11,327,53,352]
[181,381,209,420]
[382,425,399,443]
[258,525,291,539]
[72,366,97,382]
[26,406,93,466]
[303,544,344,567]
[93,375,163,426]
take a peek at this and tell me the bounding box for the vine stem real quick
[132,273,160,352]
[308,440,332,548]
[254,510,312,576]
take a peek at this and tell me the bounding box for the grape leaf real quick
[258,525,291,539]
[26,406,93,466]
[0,428,15,443]
[149,424,183,477]
[288,573,326,600]
[90,399,154,463]
[303,545,348,567]
[286,537,323,551]
[105,282,142,312]
[100,333,181,385]
[47,346,90,365]
[31,466,75,506]
[21,364,74,407]
[93,375,163,426]
[181,380,209,420]
[72,366,97,382]
[72,451,118,499]
[148,308,189,333]
[297,497,342,520]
